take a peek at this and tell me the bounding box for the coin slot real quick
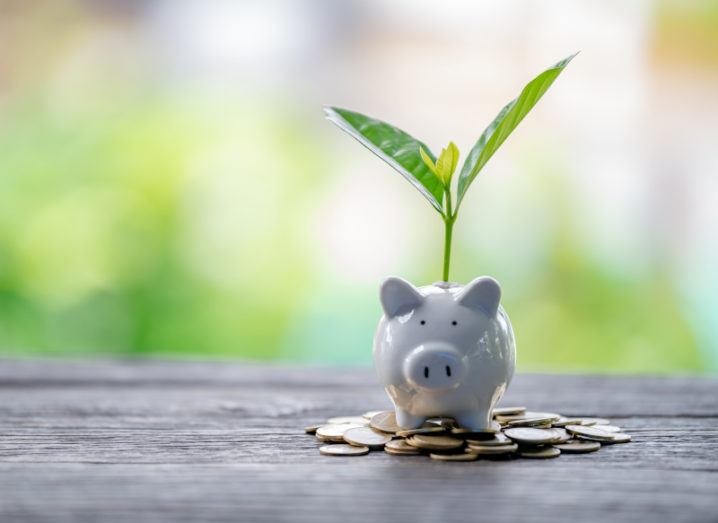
[446,365,452,377]
[424,366,429,379]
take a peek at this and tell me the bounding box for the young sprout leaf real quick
[456,52,577,207]
[434,141,460,187]
[324,107,445,213]
[420,142,460,188]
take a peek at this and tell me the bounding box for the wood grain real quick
[0,359,716,523]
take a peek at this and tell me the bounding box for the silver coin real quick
[343,426,391,449]
[518,446,561,459]
[430,452,478,461]
[465,433,513,447]
[580,417,610,426]
[507,417,557,428]
[565,424,615,442]
[369,411,400,434]
[496,411,560,423]
[315,423,364,442]
[606,433,632,444]
[533,424,553,430]
[362,410,385,420]
[549,428,572,443]
[384,439,422,455]
[552,417,583,427]
[553,440,601,453]
[396,425,447,437]
[385,439,420,451]
[319,444,370,456]
[407,434,464,450]
[451,421,501,436]
[592,425,621,433]
[304,424,322,434]
[492,406,527,417]
[385,446,421,456]
[466,443,518,455]
[504,427,562,445]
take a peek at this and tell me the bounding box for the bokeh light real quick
[0,0,716,373]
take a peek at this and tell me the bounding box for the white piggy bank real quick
[373,276,516,431]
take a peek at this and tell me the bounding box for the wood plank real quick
[2,360,717,415]
[0,359,716,523]
[0,463,716,523]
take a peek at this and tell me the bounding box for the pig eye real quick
[420,320,426,325]
[452,321,458,326]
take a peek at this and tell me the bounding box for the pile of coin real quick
[306,407,631,461]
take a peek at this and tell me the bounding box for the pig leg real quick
[394,407,425,429]
[454,410,492,431]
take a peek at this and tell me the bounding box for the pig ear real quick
[456,276,501,317]
[380,277,424,318]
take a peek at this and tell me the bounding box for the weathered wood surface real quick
[0,359,716,523]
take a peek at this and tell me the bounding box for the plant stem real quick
[442,188,455,282]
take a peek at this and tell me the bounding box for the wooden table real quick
[0,360,716,522]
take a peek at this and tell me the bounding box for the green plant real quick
[325,53,576,281]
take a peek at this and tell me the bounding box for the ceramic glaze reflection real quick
[373,277,516,430]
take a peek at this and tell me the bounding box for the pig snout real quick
[402,343,467,391]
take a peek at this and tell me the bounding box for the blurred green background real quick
[1,0,717,373]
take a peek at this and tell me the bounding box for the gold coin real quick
[504,427,562,445]
[304,424,322,434]
[465,433,512,446]
[553,440,601,453]
[407,434,464,450]
[327,416,369,425]
[565,425,615,442]
[492,406,526,417]
[369,411,400,434]
[430,452,478,462]
[319,444,369,456]
[580,418,610,426]
[343,427,392,449]
[396,425,447,438]
[315,423,364,442]
[465,443,518,455]
[362,410,385,420]
[519,446,561,459]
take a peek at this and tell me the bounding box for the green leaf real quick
[456,53,577,206]
[324,107,445,213]
[419,146,438,175]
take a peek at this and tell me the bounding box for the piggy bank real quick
[373,276,516,431]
